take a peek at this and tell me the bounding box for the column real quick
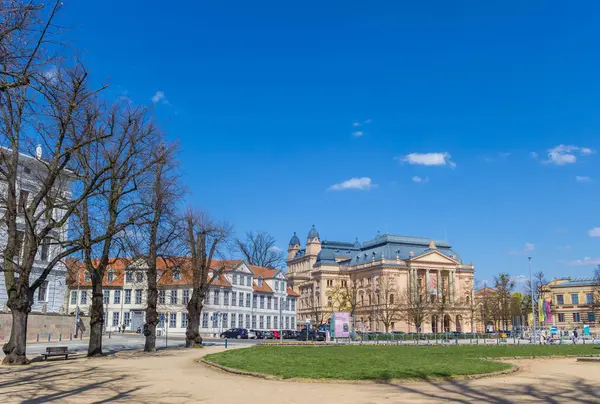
[425,269,430,297]
[436,269,441,302]
[451,270,456,304]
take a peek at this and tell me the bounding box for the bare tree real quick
[127,140,182,352]
[72,105,158,357]
[0,2,112,364]
[303,287,326,328]
[373,276,403,333]
[326,275,360,335]
[183,211,232,347]
[493,273,515,331]
[525,271,546,324]
[236,231,284,269]
[398,281,433,334]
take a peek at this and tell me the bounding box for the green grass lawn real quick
[203,344,600,381]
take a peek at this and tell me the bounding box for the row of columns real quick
[410,267,456,303]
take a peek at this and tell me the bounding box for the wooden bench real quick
[42,346,70,361]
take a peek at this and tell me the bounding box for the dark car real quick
[282,330,297,339]
[220,328,249,339]
[296,330,325,341]
[250,329,265,339]
[263,331,274,339]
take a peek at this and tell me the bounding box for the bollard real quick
[36,334,40,342]
[70,333,72,341]
[59,333,62,342]
[455,334,458,345]
[109,331,111,339]
[48,334,51,342]
[225,339,228,349]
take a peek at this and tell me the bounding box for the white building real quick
[66,259,298,335]
[0,148,73,313]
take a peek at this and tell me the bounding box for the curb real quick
[199,358,520,385]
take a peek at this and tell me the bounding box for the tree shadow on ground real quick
[381,372,600,403]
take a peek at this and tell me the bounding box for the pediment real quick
[232,262,253,274]
[410,250,459,265]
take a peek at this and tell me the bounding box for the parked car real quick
[251,329,265,339]
[270,330,281,339]
[296,330,325,341]
[263,331,274,339]
[220,328,249,339]
[282,330,297,339]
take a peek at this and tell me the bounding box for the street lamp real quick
[528,257,537,344]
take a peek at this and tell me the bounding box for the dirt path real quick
[0,346,599,403]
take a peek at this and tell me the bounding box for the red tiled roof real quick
[253,280,273,294]
[286,287,299,297]
[66,258,129,287]
[475,287,496,296]
[249,265,278,279]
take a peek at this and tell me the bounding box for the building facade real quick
[543,277,598,330]
[287,226,476,333]
[0,148,73,314]
[66,259,298,335]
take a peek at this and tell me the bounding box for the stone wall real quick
[0,313,90,342]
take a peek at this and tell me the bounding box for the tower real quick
[305,225,321,256]
[287,232,301,262]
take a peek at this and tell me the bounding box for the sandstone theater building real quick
[286,226,476,333]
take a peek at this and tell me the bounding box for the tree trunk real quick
[144,267,158,352]
[2,296,31,365]
[88,277,105,357]
[186,292,203,347]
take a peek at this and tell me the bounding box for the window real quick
[37,281,48,302]
[557,295,564,305]
[292,317,296,327]
[213,290,220,305]
[103,290,110,305]
[266,316,271,329]
[233,274,238,285]
[124,312,131,328]
[390,294,394,304]
[586,293,594,304]
[125,289,132,304]
[245,314,250,328]
[251,315,257,329]
[70,291,77,305]
[40,238,50,261]
[107,270,114,283]
[260,295,265,309]
[257,276,263,287]
[259,315,264,329]
[232,313,236,328]
[246,276,251,286]
[285,316,289,329]
[341,280,347,288]
[170,290,177,305]
[327,296,332,307]
[135,289,143,305]
[212,313,218,328]
[250,294,254,308]
[571,294,579,305]
[238,313,243,328]
[232,291,237,306]
[169,312,177,328]
[267,296,272,310]
[181,312,189,328]
[202,312,209,328]
[114,290,121,304]
[222,313,228,327]
[158,290,166,304]
[224,291,230,306]
[326,279,333,287]
[18,189,29,213]
[81,291,87,304]
[136,272,143,283]
[126,272,133,283]
[573,312,581,322]
[112,312,119,326]
[173,270,181,281]
[182,289,189,305]
[84,271,91,282]
[274,317,278,329]
[274,280,279,291]
[291,298,296,311]
[588,312,596,323]
[274,297,278,311]
[558,313,565,322]
[239,292,244,306]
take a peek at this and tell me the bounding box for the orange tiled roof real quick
[66,258,129,287]
[286,287,299,297]
[249,265,278,279]
[253,280,273,294]
[475,287,496,296]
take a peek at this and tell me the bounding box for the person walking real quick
[572,328,578,344]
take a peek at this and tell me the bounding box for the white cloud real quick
[565,257,600,266]
[328,177,376,191]
[352,122,361,127]
[412,176,429,183]
[352,131,364,137]
[588,227,600,237]
[576,176,592,183]
[268,246,282,253]
[545,145,594,165]
[398,152,456,168]
[512,275,528,284]
[43,66,58,83]
[151,90,167,104]
[509,242,535,255]
[531,151,539,159]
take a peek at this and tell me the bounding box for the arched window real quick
[390,294,394,304]
[172,270,181,281]
[368,294,372,306]
[327,296,332,307]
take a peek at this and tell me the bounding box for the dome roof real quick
[354,238,361,249]
[307,225,320,240]
[289,232,301,247]
[315,249,337,265]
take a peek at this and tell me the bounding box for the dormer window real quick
[257,276,263,288]
[84,272,90,282]
[107,270,114,283]
[173,270,181,281]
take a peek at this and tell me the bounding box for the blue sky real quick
[61,1,600,285]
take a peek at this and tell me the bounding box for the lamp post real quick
[528,256,537,344]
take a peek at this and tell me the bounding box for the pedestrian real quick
[573,328,578,344]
